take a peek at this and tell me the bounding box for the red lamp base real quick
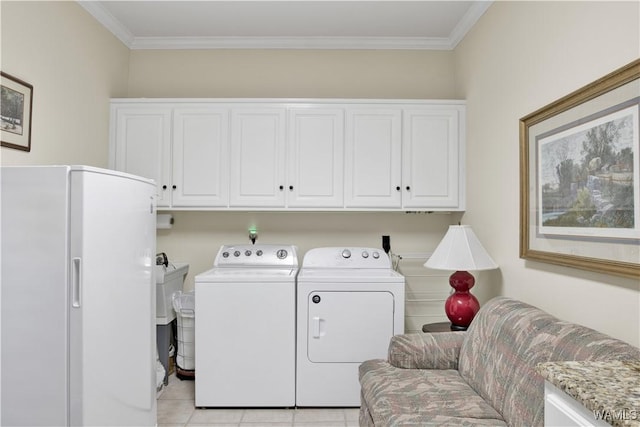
[444,270,480,331]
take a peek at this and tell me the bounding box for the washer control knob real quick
[372,251,380,259]
[233,250,241,257]
[245,250,252,256]
[276,249,288,259]
[222,251,229,258]
[256,250,263,256]
[362,251,369,258]
[342,249,351,259]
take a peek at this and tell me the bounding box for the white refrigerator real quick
[1,166,157,426]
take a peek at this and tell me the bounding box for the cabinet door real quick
[544,382,609,427]
[110,106,172,207]
[172,108,229,207]
[288,108,344,208]
[345,109,402,208]
[230,108,286,207]
[402,108,463,209]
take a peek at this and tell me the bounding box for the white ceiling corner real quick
[78,1,135,47]
[447,1,492,48]
[78,1,492,51]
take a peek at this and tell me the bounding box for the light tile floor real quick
[157,374,360,426]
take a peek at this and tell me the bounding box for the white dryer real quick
[296,247,405,407]
[195,244,298,407]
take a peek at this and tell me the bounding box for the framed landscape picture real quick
[520,59,640,279]
[1,72,33,152]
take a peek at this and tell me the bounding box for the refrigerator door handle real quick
[72,257,82,308]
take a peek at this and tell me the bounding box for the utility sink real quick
[155,263,189,325]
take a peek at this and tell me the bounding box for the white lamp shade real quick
[425,225,498,271]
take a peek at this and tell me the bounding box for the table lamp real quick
[425,225,498,331]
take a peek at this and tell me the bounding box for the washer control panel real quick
[214,244,298,268]
[303,247,390,269]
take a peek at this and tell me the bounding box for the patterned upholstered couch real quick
[359,296,640,426]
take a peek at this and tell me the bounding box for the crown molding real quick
[78,1,492,51]
[129,36,453,50]
[78,1,135,47]
[449,1,492,48]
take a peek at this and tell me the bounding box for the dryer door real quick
[307,291,394,363]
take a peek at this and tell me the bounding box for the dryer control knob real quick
[342,249,351,259]
[222,251,229,258]
[245,250,252,256]
[256,250,263,256]
[362,251,369,258]
[372,251,380,259]
[234,250,241,257]
[277,249,288,259]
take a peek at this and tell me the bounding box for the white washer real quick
[296,247,405,407]
[195,244,298,407]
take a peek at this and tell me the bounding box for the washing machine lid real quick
[196,267,298,282]
[297,268,403,283]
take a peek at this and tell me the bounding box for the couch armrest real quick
[388,332,466,370]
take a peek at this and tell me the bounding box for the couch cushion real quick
[388,332,466,370]
[458,297,640,427]
[359,359,506,427]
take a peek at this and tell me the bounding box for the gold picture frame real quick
[520,59,640,279]
[1,72,33,152]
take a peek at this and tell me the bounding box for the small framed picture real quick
[1,72,33,152]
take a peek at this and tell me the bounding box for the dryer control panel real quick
[214,244,298,268]
[302,247,391,269]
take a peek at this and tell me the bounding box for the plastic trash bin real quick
[172,290,195,380]
[156,262,189,385]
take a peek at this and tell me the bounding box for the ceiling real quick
[78,1,492,50]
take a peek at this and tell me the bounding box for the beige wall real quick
[0,1,129,167]
[157,211,469,298]
[455,1,640,345]
[127,49,455,99]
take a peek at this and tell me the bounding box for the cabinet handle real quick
[279,185,284,191]
[289,185,294,191]
[406,186,411,191]
[162,185,167,190]
[396,186,401,191]
[172,185,177,190]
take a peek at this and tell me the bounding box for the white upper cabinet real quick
[288,108,344,208]
[110,105,172,207]
[110,99,465,211]
[402,106,465,210]
[345,108,402,208]
[229,106,345,208]
[172,107,229,207]
[229,107,287,207]
[110,104,231,208]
